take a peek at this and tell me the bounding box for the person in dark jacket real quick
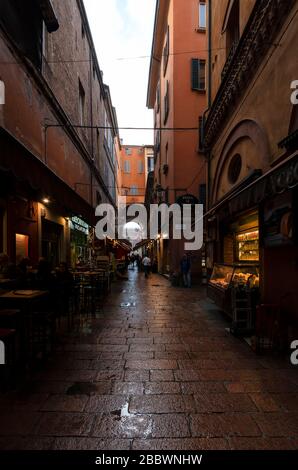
[180,253,191,288]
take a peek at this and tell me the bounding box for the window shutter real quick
[191,59,199,90]
[138,161,144,174]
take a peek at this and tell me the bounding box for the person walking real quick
[142,254,151,279]
[180,253,191,288]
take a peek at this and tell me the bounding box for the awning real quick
[134,239,153,251]
[0,127,95,226]
[117,240,132,252]
[211,151,298,218]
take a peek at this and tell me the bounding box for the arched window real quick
[228,154,242,184]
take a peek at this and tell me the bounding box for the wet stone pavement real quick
[0,270,298,451]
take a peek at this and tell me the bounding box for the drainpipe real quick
[202,0,212,211]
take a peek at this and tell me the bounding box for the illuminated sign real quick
[70,216,89,235]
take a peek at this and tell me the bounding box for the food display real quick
[209,264,234,290]
[208,263,260,317]
[236,230,259,261]
[209,264,259,290]
[232,266,259,288]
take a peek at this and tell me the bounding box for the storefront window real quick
[236,229,259,262]
[15,233,29,261]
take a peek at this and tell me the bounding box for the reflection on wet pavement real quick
[0,269,297,450]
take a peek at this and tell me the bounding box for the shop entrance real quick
[41,219,63,268]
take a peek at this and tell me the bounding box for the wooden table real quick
[0,290,50,366]
[0,290,49,301]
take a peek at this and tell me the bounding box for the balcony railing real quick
[221,40,239,82]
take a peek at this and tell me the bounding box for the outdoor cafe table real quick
[0,290,50,366]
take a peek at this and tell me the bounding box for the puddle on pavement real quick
[121,402,130,417]
[110,403,130,421]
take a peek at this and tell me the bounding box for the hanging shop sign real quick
[176,194,199,206]
[70,216,89,235]
[267,158,298,195]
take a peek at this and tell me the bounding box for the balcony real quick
[221,40,239,82]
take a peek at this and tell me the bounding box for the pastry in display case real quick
[232,265,260,288]
[236,230,259,262]
[208,263,260,317]
[209,264,233,290]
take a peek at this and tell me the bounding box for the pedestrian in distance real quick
[180,253,191,288]
[142,254,151,279]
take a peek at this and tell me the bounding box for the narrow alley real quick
[1,269,297,451]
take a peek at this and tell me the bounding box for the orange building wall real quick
[119,145,146,205]
[148,0,207,275]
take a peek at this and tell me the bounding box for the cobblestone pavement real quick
[0,270,298,450]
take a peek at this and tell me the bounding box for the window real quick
[228,154,242,184]
[125,147,132,156]
[138,161,144,174]
[131,185,138,196]
[191,59,206,91]
[42,21,48,59]
[165,142,169,164]
[148,157,154,173]
[163,26,170,75]
[79,80,85,125]
[155,129,161,152]
[226,0,240,54]
[156,81,161,112]
[138,147,144,155]
[104,111,109,140]
[16,234,29,260]
[0,0,45,70]
[124,161,131,173]
[164,80,170,124]
[199,2,207,29]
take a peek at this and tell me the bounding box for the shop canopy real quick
[0,128,96,226]
[210,151,298,219]
[134,239,153,251]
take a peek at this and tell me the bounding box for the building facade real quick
[119,145,147,205]
[204,0,298,342]
[0,0,119,268]
[147,0,207,278]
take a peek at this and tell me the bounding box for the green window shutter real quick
[191,59,199,90]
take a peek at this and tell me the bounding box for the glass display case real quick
[236,229,259,261]
[209,264,233,290]
[232,265,259,288]
[208,263,260,316]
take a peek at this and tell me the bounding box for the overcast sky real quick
[84,0,156,145]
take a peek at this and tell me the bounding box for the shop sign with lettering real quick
[70,216,89,235]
